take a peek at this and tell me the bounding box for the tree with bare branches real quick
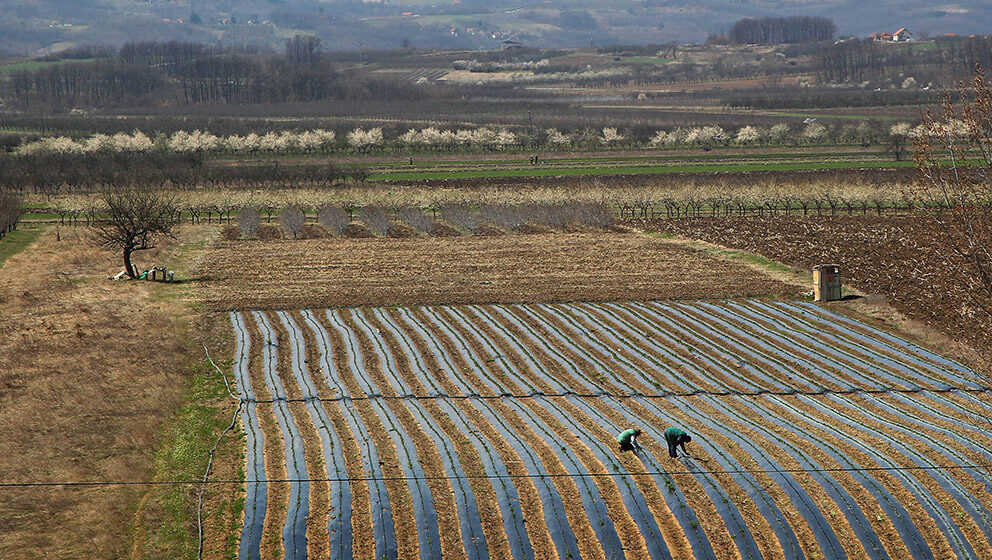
[912,66,992,320]
[94,187,177,278]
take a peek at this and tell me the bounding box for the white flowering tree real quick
[801,122,829,144]
[347,127,384,152]
[494,129,517,150]
[600,127,624,147]
[888,122,913,161]
[768,123,791,144]
[545,128,572,148]
[648,130,667,147]
[735,126,764,145]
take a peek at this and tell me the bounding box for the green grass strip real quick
[140,355,233,559]
[0,226,44,267]
[374,159,913,181]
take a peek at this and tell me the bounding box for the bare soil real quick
[195,233,797,311]
[644,215,992,368]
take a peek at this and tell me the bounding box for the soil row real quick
[228,301,991,560]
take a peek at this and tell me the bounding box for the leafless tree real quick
[238,207,261,238]
[94,187,176,278]
[279,206,306,239]
[0,193,22,239]
[912,66,992,320]
[317,204,349,234]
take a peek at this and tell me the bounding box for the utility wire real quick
[238,385,990,404]
[5,463,992,489]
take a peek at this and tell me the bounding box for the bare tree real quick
[279,206,306,239]
[317,204,349,234]
[238,206,261,238]
[912,66,992,320]
[94,187,177,278]
[0,193,22,239]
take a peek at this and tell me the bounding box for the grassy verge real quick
[649,231,812,290]
[374,159,912,181]
[131,228,242,560]
[131,345,240,560]
[0,226,44,267]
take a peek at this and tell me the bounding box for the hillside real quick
[2,0,990,55]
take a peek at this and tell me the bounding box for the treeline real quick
[2,37,422,109]
[0,152,369,196]
[729,16,836,45]
[0,193,22,240]
[817,36,992,83]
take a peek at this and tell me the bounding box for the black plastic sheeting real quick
[352,309,490,560]
[788,302,977,383]
[693,301,992,552]
[729,395,939,560]
[300,310,398,560]
[275,311,353,560]
[795,395,992,550]
[252,312,309,560]
[577,301,893,559]
[604,301,934,560]
[501,303,761,560]
[390,307,583,560]
[230,312,267,560]
[372,307,535,560]
[327,309,443,560]
[232,299,991,560]
[450,305,715,560]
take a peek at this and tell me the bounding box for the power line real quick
[4,462,991,489]
[240,385,990,404]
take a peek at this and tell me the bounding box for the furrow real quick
[231,311,267,560]
[325,309,442,560]
[275,311,353,560]
[388,307,583,560]
[300,310,398,560]
[251,311,309,560]
[352,308,488,560]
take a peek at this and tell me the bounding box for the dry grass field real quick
[0,227,206,559]
[195,232,799,310]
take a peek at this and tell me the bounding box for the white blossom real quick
[735,126,764,145]
[545,128,572,147]
[801,122,828,143]
[600,127,624,146]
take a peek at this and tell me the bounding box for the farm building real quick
[870,28,912,42]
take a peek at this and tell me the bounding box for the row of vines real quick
[227,300,992,560]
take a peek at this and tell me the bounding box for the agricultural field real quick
[227,299,992,560]
[196,233,797,310]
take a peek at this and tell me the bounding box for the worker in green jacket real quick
[617,428,642,452]
[665,426,692,458]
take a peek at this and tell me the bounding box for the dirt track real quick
[195,233,798,310]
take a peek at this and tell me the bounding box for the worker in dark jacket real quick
[665,426,692,458]
[617,428,642,452]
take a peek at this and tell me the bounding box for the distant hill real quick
[1,0,989,55]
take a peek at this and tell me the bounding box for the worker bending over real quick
[617,428,642,452]
[665,426,692,458]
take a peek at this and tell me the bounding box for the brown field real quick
[0,227,198,559]
[194,232,799,310]
[645,215,992,367]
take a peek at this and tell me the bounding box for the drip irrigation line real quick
[198,343,245,560]
[7,462,992,488]
[238,385,991,404]
[203,343,239,402]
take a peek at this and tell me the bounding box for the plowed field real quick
[197,233,797,310]
[227,300,992,560]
